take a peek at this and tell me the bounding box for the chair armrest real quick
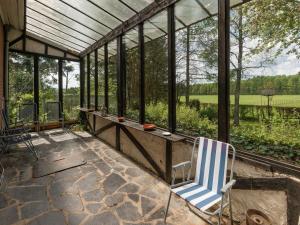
[172,161,191,170]
[221,179,236,194]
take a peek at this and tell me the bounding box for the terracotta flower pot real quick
[246,209,271,225]
[118,117,125,122]
[143,123,156,131]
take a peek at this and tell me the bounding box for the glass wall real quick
[63,61,80,121]
[39,57,59,122]
[175,0,218,138]
[90,52,96,109]
[8,53,34,123]
[107,40,118,114]
[98,47,105,108]
[229,0,300,164]
[144,11,168,128]
[124,28,140,121]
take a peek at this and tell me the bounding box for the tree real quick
[243,0,300,59]
[63,63,75,91]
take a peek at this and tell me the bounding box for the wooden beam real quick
[120,126,164,178]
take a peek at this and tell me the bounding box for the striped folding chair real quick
[164,137,236,225]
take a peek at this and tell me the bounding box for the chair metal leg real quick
[218,195,224,225]
[164,190,172,223]
[229,191,233,225]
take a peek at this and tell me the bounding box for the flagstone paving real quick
[0,129,207,225]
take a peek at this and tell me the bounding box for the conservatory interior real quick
[0,0,299,224]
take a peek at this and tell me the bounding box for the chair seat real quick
[172,182,221,211]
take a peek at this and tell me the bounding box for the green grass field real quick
[180,95,300,107]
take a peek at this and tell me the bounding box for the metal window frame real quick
[78,0,231,141]
[104,43,109,112]
[95,49,99,110]
[167,5,176,133]
[218,0,230,142]
[58,59,63,118]
[138,23,145,124]
[87,53,91,109]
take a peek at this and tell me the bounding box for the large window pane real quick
[8,53,34,122]
[39,57,59,122]
[144,11,168,128]
[175,0,218,138]
[108,40,117,114]
[90,52,95,109]
[124,28,139,121]
[98,47,105,108]
[229,0,300,164]
[63,61,80,121]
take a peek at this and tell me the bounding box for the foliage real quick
[231,118,300,164]
[243,0,300,58]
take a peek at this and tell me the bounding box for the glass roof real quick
[26,0,155,54]
[25,0,242,55]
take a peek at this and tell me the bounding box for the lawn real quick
[181,95,300,108]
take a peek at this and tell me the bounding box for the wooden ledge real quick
[93,111,185,142]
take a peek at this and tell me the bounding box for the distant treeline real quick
[190,73,300,95]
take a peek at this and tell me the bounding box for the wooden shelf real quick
[93,111,185,142]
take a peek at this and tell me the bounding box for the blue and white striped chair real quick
[164,137,236,225]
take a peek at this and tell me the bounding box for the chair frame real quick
[164,137,236,225]
[1,109,38,159]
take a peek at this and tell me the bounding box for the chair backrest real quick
[193,137,233,194]
[45,101,61,121]
[19,103,37,123]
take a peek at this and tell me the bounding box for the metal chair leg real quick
[229,191,233,225]
[218,195,224,225]
[164,190,172,223]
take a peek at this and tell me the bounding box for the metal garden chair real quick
[164,137,236,225]
[1,109,38,159]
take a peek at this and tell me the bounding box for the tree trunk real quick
[233,8,243,126]
[65,72,69,91]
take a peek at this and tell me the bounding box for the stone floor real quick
[0,129,207,225]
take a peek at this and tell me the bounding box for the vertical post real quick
[168,5,176,133]
[80,57,84,108]
[87,53,91,109]
[186,26,190,106]
[95,49,98,111]
[104,43,109,113]
[58,59,63,118]
[33,55,39,122]
[218,0,230,142]
[3,25,9,113]
[165,140,173,184]
[117,35,124,117]
[139,23,145,124]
